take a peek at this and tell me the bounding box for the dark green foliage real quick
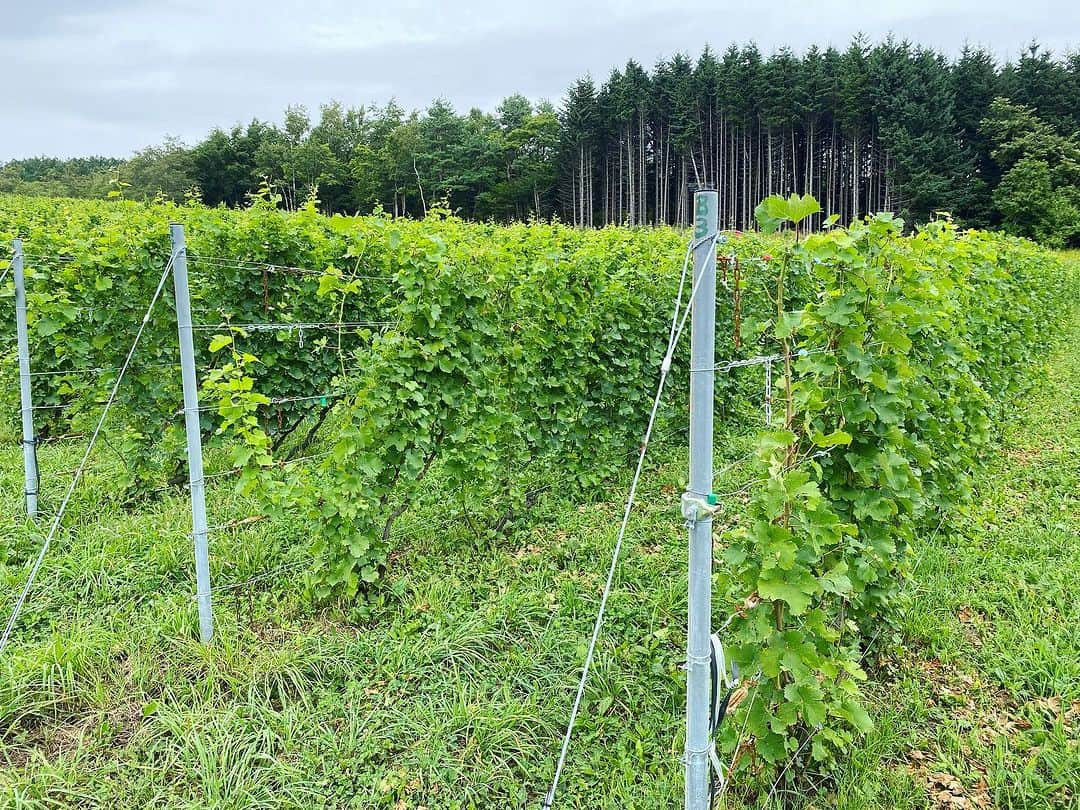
[982,99,1080,247]
[952,45,1002,226]
[998,42,1075,130]
[0,156,118,198]
[871,42,976,224]
[4,38,1079,243]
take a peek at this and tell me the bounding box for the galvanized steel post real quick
[685,191,717,810]
[13,239,38,519]
[170,224,213,643]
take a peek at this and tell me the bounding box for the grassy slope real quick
[0,279,1076,810]
[830,286,1080,809]
[0,404,746,809]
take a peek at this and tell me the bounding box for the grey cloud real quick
[0,0,147,40]
[1,0,1076,159]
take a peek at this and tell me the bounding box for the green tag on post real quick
[694,194,710,238]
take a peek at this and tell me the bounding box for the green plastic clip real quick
[681,493,719,521]
[707,492,718,506]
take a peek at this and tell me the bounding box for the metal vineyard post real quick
[171,223,213,643]
[13,239,39,519]
[685,190,717,810]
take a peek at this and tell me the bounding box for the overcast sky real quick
[1,0,1076,161]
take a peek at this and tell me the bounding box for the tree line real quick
[3,38,1079,245]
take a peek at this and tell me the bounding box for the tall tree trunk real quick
[638,110,646,226]
[851,132,859,221]
[603,155,610,225]
[767,126,774,197]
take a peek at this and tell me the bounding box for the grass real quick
[0,298,1077,808]
[0,405,746,808]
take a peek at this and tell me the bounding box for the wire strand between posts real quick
[0,249,181,655]
[541,230,720,809]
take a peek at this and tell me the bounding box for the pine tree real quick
[1002,42,1071,129]
[558,77,599,226]
[693,46,722,212]
[838,35,871,223]
[952,45,1000,225]
[873,43,973,224]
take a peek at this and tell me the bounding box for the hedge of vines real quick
[0,192,778,502]
[0,192,1073,784]
[0,191,400,495]
[718,195,1074,779]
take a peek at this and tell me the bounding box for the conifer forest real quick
[4,39,1079,244]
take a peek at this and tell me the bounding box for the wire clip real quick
[681,492,719,522]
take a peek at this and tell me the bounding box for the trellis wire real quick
[20,253,76,263]
[265,393,341,406]
[180,450,336,489]
[188,253,397,282]
[29,402,104,412]
[0,555,309,618]
[43,466,82,479]
[705,341,888,426]
[12,305,101,315]
[23,362,179,379]
[34,432,86,445]
[543,230,718,809]
[201,515,267,534]
[187,337,369,362]
[187,254,323,277]
[699,341,889,375]
[188,320,392,331]
[764,358,773,425]
[0,248,180,655]
[171,391,343,416]
[206,557,311,594]
[706,347,819,374]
